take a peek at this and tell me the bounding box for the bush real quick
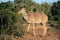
[13,14,26,37]
[0,10,26,40]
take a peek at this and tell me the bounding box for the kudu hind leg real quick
[33,23,35,36]
[43,23,47,36]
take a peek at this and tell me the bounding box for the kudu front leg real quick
[27,24,30,32]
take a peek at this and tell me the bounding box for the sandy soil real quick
[12,24,60,40]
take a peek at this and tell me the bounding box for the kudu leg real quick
[33,23,35,36]
[43,23,47,36]
[27,24,30,32]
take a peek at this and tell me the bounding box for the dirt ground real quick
[12,24,60,40]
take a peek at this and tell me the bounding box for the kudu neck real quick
[20,8,28,20]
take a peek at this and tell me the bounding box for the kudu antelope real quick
[18,8,48,36]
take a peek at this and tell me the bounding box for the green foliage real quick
[41,2,51,15]
[50,1,60,29]
[0,1,13,10]
[13,14,26,37]
[0,9,26,37]
[51,1,60,21]
[51,1,60,16]
[13,24,25,37]
[14,0,51,15]
[0,9,16,34]
[0,1,26,39]
[0,5,25,37]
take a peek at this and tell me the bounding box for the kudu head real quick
[18,8,26,14]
